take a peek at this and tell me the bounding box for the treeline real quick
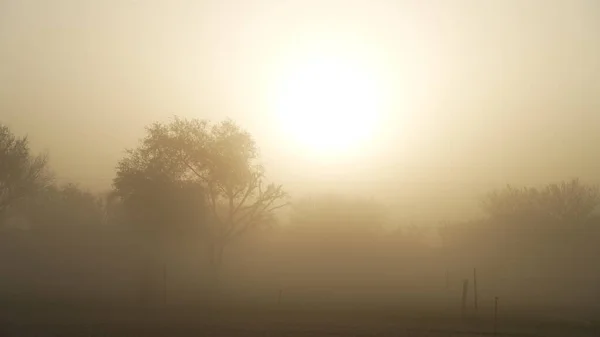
[1,119,599,310]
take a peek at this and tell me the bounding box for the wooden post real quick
[163,263,167,306]
[278,289,282,305]
[494,296,499,336]
[473,268,478,313]
[461,279,469,319]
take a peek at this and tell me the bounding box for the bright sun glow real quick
[273,53,385,157]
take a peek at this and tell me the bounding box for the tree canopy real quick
[481,179,600,224]
[113,117,288,265]
[0,125,51,220]
[113,120,207,240]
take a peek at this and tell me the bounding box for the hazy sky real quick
[1,0,599,223]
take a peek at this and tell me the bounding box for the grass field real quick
[0,300,596,337]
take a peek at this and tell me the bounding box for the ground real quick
[0,301,596,337]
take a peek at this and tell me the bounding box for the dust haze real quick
[1,1,599,336]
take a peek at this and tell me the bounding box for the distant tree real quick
[393,222,430,248]
[446,179,600,284]
[113,120,212,305]
[100,190,128,227]
[113,150,206,241]
[481,179,600,225]
[114,117,287,268]
[539,179,600,224]
[0,125,51,221]
[481,185,543,222]
[25,183,105,231]
[113,124,209,246]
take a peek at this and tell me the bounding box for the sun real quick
[272,53,384,158]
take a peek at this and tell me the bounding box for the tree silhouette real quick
[481,179,599,225]
[113,120,209,305]
[481,185,543,223]
[539,179,600,224]
[114,117,287,268]
[0,125,51,222]
[113,152,206,240]
[22,183,106,231]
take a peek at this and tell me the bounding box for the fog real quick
[1,0,600,336]
[2,0,600,223]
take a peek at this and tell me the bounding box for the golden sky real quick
[1,0,599,222]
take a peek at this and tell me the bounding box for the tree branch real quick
[207,182,223,228]
[232,176,258,215]
[265,202,290,214]
[181,157,206,182]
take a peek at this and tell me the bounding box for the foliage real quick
[481,179,600,224]
[0,125,52,219]
[5,183,105,234]
[35,183,104,228]
[113,122,207,240]
[481,185,542,220]
[540,179,600,223]
[114,117,288,266]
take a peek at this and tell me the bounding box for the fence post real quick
[494,296,499,336]
[163,263,167,307]
[473,268,478,313]
[278,288,283,305]
[461,279,469,319]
